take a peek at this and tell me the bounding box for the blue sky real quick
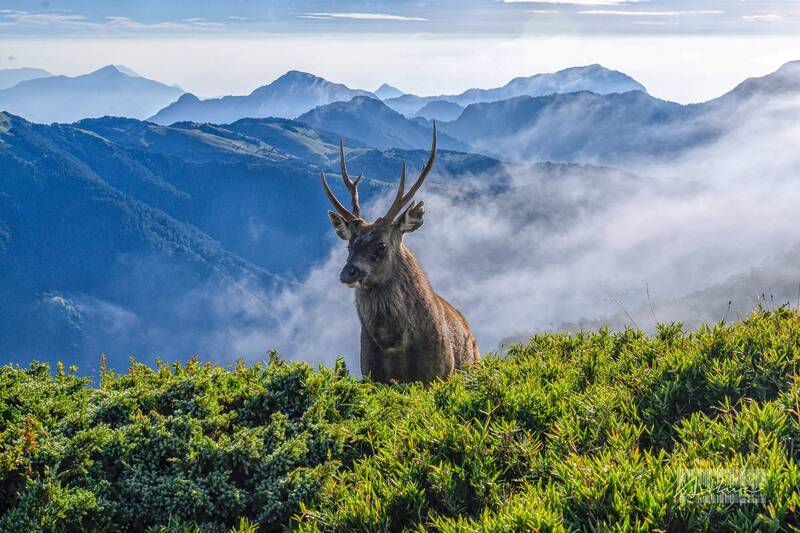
[1,1,798,35]
[1,1,799,102]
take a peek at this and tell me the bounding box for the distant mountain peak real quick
[0,65,184,123]
[720,59,800,101]
[283,70,315,78]
[176,93,201,103]
[274,70,324,83]
[0,67,53,90]
[113,65,143,78]
[416,99,464,122]
[83,65,138,82]
[347,95,382,106]
[91,65,125,76]
[375,83,405,100]
[297,95,468,151]
[502,64,646,94]
[151,71,374,124]
[776,60,800,74]
[377,83,402,92]
[382,64,646,116]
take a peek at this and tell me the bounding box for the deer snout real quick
[339,264,364,286]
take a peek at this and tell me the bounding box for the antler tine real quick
[321,171,356,222]
[383,160,407,222]
[339,137,362,218]
[399,121,436,207]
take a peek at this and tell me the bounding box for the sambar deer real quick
[321,124,479,384]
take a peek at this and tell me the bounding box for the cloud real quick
[104,16,184,30]
[579,10,724,16]
[503,0,644,4]
[742,15,784,22]
[2,10,89,25]
[0,10,227,32]
[104,16,225,30]
[261,93,800,371]
[300,12,429,22]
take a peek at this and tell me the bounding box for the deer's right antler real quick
[321,138,364,222]
[339,138,363,218]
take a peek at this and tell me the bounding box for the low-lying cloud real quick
[53,93,800,376]
[256,93,800,372]
[299,13,428,22]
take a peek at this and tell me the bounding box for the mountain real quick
[0,65,184,123]
[384,64,646,116]
[0,111,513,366]
[0,67,52,89]
[461,64,645,105]
[0,112,280,365]
[297,96,469,151]
[711,60,800,104]
[0,107,644,367]
[440,90,707,164]
[374,83,405,100]
[416,100,464,122]
[113,64,143,78]
[438,61,800,166]
[150,71,375,125]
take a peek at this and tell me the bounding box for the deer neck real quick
[355,244,435,345]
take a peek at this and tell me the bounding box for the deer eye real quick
[371,242,387,260]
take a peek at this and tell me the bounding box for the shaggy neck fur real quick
[354,243,436,346]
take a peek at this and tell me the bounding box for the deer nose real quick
[340,265,363,284]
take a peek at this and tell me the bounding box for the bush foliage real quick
[1,308,799,532]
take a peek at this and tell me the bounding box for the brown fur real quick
[350,232,479,384]
[323,125,478,384]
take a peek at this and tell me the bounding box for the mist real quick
[34,90,800,375]
[252,92,800,372]
[6,35,800,104]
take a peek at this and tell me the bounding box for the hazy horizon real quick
[1,0,799,104]
[3,35,800,104]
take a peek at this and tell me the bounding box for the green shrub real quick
[1,309,799,532]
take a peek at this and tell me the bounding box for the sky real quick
[1,0,799,102]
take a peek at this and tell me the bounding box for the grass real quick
[1,308,799,532]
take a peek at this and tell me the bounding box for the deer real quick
[321,124,479,384]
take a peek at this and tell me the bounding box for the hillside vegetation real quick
[1,309,799,532]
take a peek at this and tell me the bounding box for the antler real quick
[321,138,364,222]
[321,171,355,222]
[384,122,437,222]
[339,138,363,218]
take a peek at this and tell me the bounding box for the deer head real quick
[322,124,436,289]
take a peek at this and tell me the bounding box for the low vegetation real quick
[1,308,799,532]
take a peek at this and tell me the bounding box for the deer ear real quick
[328,211,352,240]
[395,201,425,233]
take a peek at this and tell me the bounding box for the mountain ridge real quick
[0,67,52,89]
[149,70,375,125]
[0,65,184,123]
[297,95,469,151]
[374,83,405,99]
[433,60,800,165]
[383,64,646,116]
